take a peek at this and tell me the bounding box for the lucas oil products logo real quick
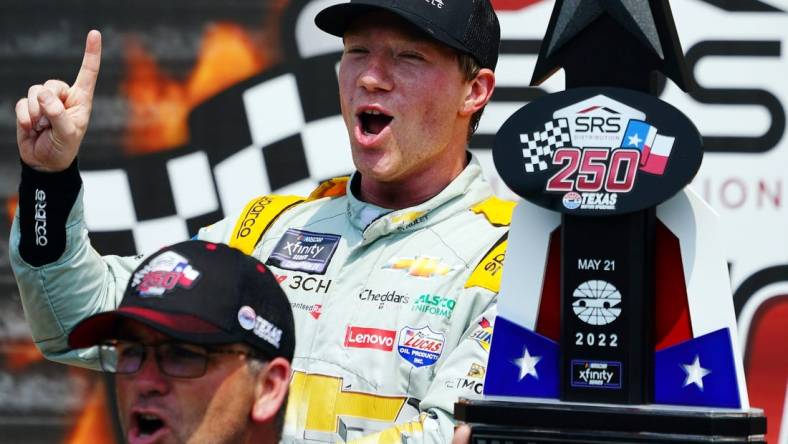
[412,294,456,319]
[571,360,622,389]
[398,326,445,368]
[266,228,340,275]
[131,251,201,297]
[344,326,396,351]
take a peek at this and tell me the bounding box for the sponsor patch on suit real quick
[266,228,340,275]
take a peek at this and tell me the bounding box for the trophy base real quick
[454,398,766,443]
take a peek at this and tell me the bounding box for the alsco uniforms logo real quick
[412,294,456,319]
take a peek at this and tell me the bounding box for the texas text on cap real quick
[314,0,501,70]
[68,240,295,362]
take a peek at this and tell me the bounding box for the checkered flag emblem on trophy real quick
[520,118,572,173]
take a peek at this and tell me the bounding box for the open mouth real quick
[129,412,168,443]
[138,413,164,435]
[359,109,393,135]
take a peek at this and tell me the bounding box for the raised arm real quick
[10,31,142,369]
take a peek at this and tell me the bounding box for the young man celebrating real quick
[12,0,510,441]
[66,240,294,444]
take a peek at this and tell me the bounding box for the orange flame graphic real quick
[65,378,116,444]
[123,23,270,153]
[2,342,43,371]
[5,195,17,226]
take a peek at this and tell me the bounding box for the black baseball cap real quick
[69,240,295,362]
[315,0,501,70]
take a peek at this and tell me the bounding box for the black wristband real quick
[18,159,82,267]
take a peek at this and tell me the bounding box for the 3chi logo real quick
[572,279,622,326]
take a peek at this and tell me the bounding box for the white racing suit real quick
[10,155,513,443]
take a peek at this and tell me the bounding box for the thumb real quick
[452,424,472,444]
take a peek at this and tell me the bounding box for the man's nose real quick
[129,351,170,396]
[358,53,393,92]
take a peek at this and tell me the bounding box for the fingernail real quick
[39,116,50,128]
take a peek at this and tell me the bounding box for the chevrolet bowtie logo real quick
[383,256,458,278]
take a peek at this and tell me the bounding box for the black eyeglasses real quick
[98,339,259,379]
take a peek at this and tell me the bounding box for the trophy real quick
[455,1,767,441]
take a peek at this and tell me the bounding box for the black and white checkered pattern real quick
[82,52,355,257]
[520,118,572,173]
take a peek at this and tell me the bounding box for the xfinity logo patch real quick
[571,360,622,389]
[266,228,340,275]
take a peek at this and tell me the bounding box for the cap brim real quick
[68,306,233,349]
[314,2,470,57]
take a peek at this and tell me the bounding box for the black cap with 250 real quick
[69,240,295,362]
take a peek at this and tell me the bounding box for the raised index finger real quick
[73,30,102,98]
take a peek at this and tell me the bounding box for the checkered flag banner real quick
[520,118,572,173]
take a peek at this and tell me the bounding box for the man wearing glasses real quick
[67,240,294,444]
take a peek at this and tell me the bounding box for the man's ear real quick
[250,357,291,423]
[459,68,495,117]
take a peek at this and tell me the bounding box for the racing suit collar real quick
[346,153,494,245]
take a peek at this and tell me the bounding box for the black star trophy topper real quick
[455,1,767,442]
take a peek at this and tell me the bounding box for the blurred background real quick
[0,0,785,442]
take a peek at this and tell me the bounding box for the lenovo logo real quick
[344,326,396,351]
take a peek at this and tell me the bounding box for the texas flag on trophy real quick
[654,328,741,408]
[621,120,675,175]
[484,317,560,399]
